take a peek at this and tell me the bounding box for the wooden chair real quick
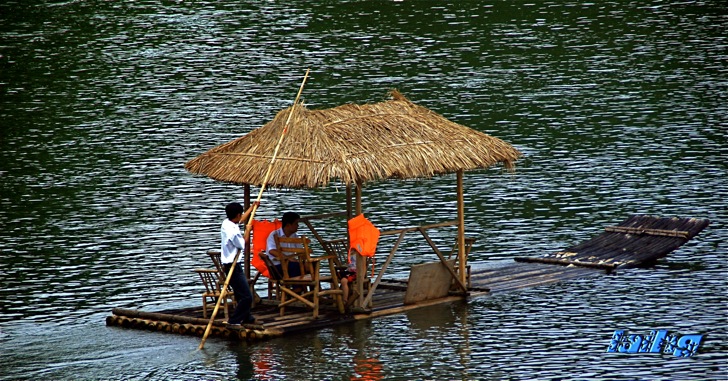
[322,238,373,308]
[321,238,349,272]
[447,237,476,289]
[271,235,345,318]
[194,268,235,319]
[259,250,283,300]
[207,250,261,306]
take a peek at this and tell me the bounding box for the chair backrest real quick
[205,250,238,292]
[207,250,226,278]
[463,237,476,256]
[448,237,477,259]
[259,251,283,280]
[273,235,314,278]
[195,268,221,294]
[322,238,349,268]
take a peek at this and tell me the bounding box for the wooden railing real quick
[296,213,470,312]
[298,211,348,249]
[357,220,467,309]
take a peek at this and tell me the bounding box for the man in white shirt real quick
[220,201,258,325]
[265,212,305,278]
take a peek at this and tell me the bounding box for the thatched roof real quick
[185,91,522,189]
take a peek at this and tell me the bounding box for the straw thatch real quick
[185,91,522,189]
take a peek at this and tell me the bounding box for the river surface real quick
[0,1,726,380]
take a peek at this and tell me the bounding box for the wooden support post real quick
[346,183,352,221]
[456,170,467,289]
[418,227,467,293]
[354,182,366,309]
[244,184,251,278]
[355,182,362,215]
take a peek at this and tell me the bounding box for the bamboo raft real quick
[514,215,710,270]
[106,215,709,342]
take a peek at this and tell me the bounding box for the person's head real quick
[281,212,300,235]
[225,202,245,221]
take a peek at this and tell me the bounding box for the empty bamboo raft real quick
[515,215,710,270]
[107,215,709,342]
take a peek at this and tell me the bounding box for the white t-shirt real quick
[265,228,301,266]
[220,219,247,264]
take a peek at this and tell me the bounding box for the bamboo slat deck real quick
[107,215,709,342]
[105,264,601,342]
[514,215,710,269]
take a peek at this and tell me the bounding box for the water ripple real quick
[0,0,725,379]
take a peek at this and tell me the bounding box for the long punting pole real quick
[244,184,251,277]
[199,69,311,350]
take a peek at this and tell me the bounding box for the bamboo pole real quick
[244,184,251,278]
[604,226,690,239]
[513,256,618,271]
[378,220,458,236]
[361,230,406,308]
[354,181,365,309]
[456,170,466,290]
[418,227,467,292]
[112,308,228,327]
[346,183,352,220]
[199,69,311,350]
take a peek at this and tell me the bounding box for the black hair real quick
[225,202,245,220]
[281,212,300,227]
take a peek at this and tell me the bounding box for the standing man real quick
[221,201,259,326]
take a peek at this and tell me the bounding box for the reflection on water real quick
[0,0,726,379]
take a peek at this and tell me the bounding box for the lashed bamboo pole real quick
[604,226,690,239]
[199,69,310,350]
[361,230,406,309]
[456,169,466,291]
[354,181,365,309]
[417,227,467,292]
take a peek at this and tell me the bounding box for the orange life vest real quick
[251,219,282,278]
[348,214,380,259]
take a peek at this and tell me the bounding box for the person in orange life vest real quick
[265,212,307,278]
[343,215,380,305]
[220,201,259,325]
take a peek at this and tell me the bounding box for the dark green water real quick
[1,1,726,380]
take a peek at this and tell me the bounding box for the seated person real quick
[266,212,307,278]
[339,262,357,305]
